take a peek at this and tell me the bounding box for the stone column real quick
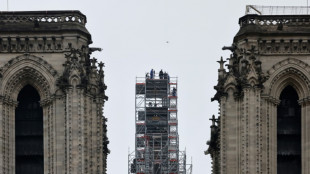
[55,94,66,173]
[91,96,97,173]
[241,87,262,174]
[0,97,3,172]
[6,100,17,174]
[267,98,279,174]
[220,88,239,174]
[41,100,56,174]
[260,96,278,174]
[299,98,310,174]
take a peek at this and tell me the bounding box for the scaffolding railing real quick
[246,5,310,15]
[186,163,193,174]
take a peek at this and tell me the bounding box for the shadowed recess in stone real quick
[277,85,301,174]
[15,85,43,174]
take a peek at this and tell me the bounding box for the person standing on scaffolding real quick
[167,73,170,82]
[159,69,164,79]
[150,69,154,79]
[163,72,170,82]
[163,72,167,79]
[146,72,149,79]
[172,87,177,96]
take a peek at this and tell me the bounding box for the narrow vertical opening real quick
[277,85,301,174]
[15,85,43,174]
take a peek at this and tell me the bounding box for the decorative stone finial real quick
[99,61,105,70]
[217,57,226,70]
[209,115,218,127]
[91,58,97,68]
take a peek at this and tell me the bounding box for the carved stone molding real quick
[263,58,310,99]
[267,58,310,75]
[0,54,58,101]
[0,37,65,53]
[267,68,310,98]
[57,48,107,99]
[212,45,266,102]
[3,67,51,100]
[0,95,18,106]
[261,95,281,105]
[298,97,310,105]
[258,39,310,55]
[0,54,58,77]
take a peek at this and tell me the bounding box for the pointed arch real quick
[223,74,238,93]
[264,58,310,100]
[263,58,310,173]
[270,69,309,100]
[0,54,58,173]
[0,54,58,101]
[277,85,301,173]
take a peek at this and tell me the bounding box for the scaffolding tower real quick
[129,71,192,174]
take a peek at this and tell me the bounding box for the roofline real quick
[0,10,87,25]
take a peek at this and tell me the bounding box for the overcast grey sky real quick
[0,0,308,173]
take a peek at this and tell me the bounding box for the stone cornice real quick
[258,39,310,55]
[0,36,65,53]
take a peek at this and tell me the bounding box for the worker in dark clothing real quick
[163,72,167,79]
[146,72,149,79]
[172,87,177,96]
[167,73,170,82]
[159,69,164,79]
[150,69,154,79]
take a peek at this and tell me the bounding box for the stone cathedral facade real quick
[0,11,108,173]
[206,12,310,174]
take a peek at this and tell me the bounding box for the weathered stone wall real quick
[209,14,310,174]
[0,11,108,174]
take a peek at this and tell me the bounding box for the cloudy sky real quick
[0,0,308,173]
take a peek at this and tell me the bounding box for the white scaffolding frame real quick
[128,72,192,174]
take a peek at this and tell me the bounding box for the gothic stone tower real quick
[0,11,108,173]
[206,7,310,174]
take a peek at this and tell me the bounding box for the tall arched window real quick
[15,85,43,174]
[277,85,301,174]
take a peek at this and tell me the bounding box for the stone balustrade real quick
[239,14,310,27]
[0,11,86,25]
